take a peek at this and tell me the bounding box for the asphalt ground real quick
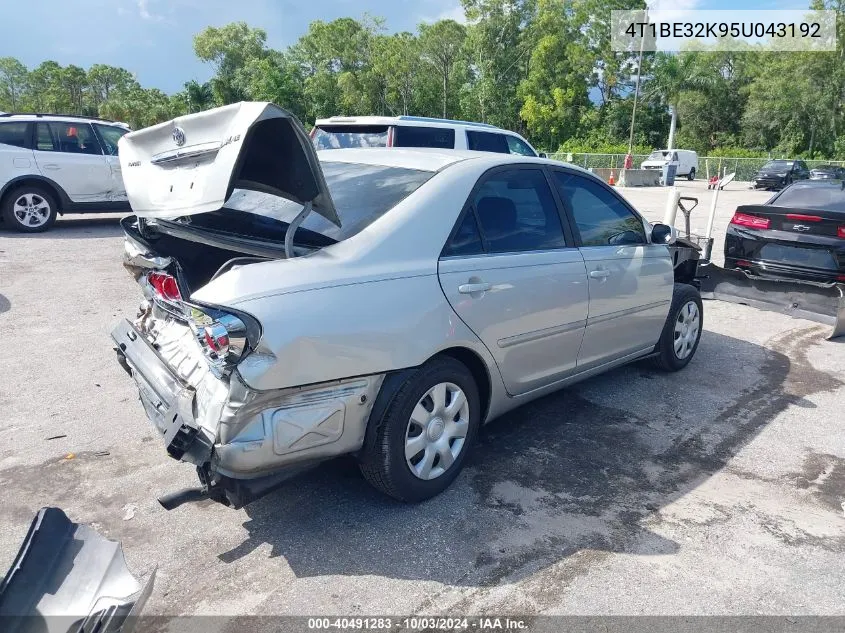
[0,180,842,626]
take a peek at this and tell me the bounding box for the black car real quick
[725,180,845,283]
[809,164,845,180]
[752,159,810,190]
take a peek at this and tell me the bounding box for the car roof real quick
[317,147,597,178]
[0,112,128,127]
[314,115,504,132]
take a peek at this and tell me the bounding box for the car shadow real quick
[0,294,9,315]
[0,215,124,239]
[216,326,840,589]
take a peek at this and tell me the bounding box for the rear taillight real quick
[386,126,394,147]
[838,226,845,239]
[147,271,181,302]
[730,212,771,230]
[186,305,260,375]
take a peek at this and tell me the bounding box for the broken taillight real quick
[185,305,261,375]
[147,271,182,302]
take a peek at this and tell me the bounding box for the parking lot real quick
[0,180,843,621]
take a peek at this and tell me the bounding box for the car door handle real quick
[458,282,492,294]
[589,270,611,279]
[41,163,60,170]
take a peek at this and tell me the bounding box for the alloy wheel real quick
[13,193,52,229]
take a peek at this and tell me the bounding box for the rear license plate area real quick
[760,244,837,270]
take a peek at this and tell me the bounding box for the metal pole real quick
[627,8,648,156]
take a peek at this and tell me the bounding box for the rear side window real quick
[39,122,102,155]
[0,122,31,149]
[553,172,646,246]
[313,125,389,150]
[443,211,484,257]
[467,131,509,154]
[393,126,455,149]
[471,168,566,253]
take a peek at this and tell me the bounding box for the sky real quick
[0,0,812,95]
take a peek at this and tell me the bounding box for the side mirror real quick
[651,222,677,245]
[538,152,547,158]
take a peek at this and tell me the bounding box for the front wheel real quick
[359,357,481,502]
[687,168,696,181]
[1,186,58,232]
[651,284,703,372]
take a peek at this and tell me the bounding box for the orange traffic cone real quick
[608,170,616,186]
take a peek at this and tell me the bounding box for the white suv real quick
[0,113,131,232]
[312,115,544,157]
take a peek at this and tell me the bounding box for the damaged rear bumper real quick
[112,318,384,505]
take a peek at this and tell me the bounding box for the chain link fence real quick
[547,153,845,182]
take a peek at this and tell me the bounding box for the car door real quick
[438,166,589,395]
[93,123,130,201]
[551,170,673,368]
[32,121,112,204]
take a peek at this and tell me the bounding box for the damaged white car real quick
[112,102,703,509]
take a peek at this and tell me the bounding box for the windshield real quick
[175,161,433,244]
[647,151,669,160]
[313,125,389,150]
[763,160,793,170]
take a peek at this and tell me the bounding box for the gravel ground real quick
[0,180,843,623]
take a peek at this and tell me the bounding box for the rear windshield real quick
[182,161,434,243]
[313,125,389,150]
[771,184,845,212]
[763,160,793,170]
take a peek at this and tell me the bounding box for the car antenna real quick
[284,201,312,259]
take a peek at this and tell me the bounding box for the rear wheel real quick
[1,186,58,232]
[359,357,480,502]
[651,284,703,372]
[687,168,696,181]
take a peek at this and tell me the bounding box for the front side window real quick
[471,168,565,253]
[393,126,455,149]
[313,125,389,150]
[0,122,31,149]
[467,131,509,154]
[553,171,646,247]
[41,122,102,155]
[505,135,536,156]
[95,124,128,156]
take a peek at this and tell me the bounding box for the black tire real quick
[687,168,696,181]
[358,357,481,502]
[651,283,703,372]
[1,185,58,232]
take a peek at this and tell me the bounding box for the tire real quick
[359,357,481,502]
[651,283,703,372]
[687,168,696,181]
[1,185,58,232]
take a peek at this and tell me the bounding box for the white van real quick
[641,149,699,181]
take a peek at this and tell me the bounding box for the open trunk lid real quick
[118,102,340,227]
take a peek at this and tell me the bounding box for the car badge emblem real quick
[172,127,186,147]
[793,225,811,232]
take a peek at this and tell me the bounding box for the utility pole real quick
[627,7,649,157]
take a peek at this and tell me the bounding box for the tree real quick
[0,57,29,111]
[193,22,268,104]
[238,52,304,119]
[518,0,591,149]
[88,64,137,107]
[183,80,214,113]
[645,52,716,150]
[418,20,466,118]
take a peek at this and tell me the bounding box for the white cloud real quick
[418,2,467,25]
[136,0,163,21]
